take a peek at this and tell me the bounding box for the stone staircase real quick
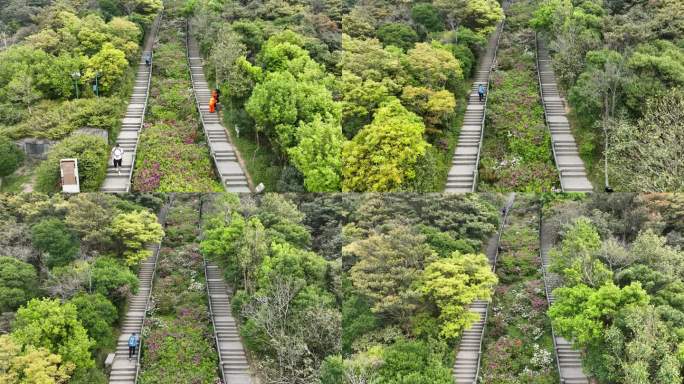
[452,194,515,383]
[536,38,593,192]
[101,14,161,193]
[186,26,250,193]
[108,202,169,384]
[205,263,254,384]
[540,220,590,384]
[446,2,509,192]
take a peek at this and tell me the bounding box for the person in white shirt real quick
[112,144,124,175]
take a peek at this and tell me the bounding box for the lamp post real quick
[93,71,100,97]
[71,71,81,99]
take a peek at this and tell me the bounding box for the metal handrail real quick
[126,11,163,192]
[134,195,173,383]
[538,208,564,383]
[198,197,227,383]
[472,193,515,383]
[534,33,564,192]
[472,0,510,192]
[184,21,251,193]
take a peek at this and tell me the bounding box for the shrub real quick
[90,257,139,304]
[69,293,118,350]
[0,136,24,182]
[31,218,80,268]
[377,23,419,51]
[0,256,39,312]
[35,134,108,193]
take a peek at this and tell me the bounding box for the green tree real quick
[12,298,95,373]
[346,225,435,324]
[377,339,452,384]
[0,136,24,188]
[31,218,79,268]
[288,115,344,192]
[109,210,164,266]
[83,43,128,94]
[0,256,39,312]
[90,257,138,303]
[419,251,497,340]
[34,135,109,193]
[342,99,429,191]
[377,23,418,51]
[406,42,462,91]
[0,335,75,384]
[411,4,444,33]
[68,293,118,350]
[433,0,504,36]
[63,194,119,253]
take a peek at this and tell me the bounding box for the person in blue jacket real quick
[478,84,486,102]
[128,333,139,360]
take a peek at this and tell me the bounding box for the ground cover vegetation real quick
[339,0,505,192]
[479,1,559,192]
[0,192,165,384]
[544,193,684,383]
[139,194,221,383]
[132,0,223,192]
[479,195,558,383]
[531,0,684,191]
[323,193,502,382]
[0,0,161,192]
[200,193,342,383]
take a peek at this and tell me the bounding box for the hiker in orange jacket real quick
[209,96,216,113]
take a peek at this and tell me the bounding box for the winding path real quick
[186,25,251,193]
[108,199,171,384]
[445,3,508,192]
[540,214,590,384]
[452,193,515,383]
[535,38,593,192]
[101,14,161,193]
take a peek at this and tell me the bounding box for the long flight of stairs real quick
[536,38,593,192]
[540,220,590,384]
[446,2,509,192]
[101,14,161,193]
[186,26,251,193]
[452,194,515,383]
[109,203,169,384]
[205,263,254,384]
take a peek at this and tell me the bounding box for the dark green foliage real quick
[377,23,419,51]
[0,256,39,312]
[411,4,444,33]
[450,44,474,77]
[0,136,24,178]
[376,339,452,384]
[90,257,139,304]
[35,134,109,193]
[69,293,118,350]
[31,218,79,268]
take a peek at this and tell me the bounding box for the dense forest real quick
[0,192,165,383]
[531,0,684,191]
[0,0,161,192]
[544,193,684,382]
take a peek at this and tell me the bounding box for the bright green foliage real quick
[377,23,418,51]
[34,135,109,193]
[346,224,435,323]
[376,339,453,384]
[0,335,75,384]
[31,218,79,269]
[12,298,95,373]
[68,293,118,350]
[258,242,328,289]
[548,282,649,347]
[90,257,139,302]
[83,43,128,94]
[62,194,119,253]
[420,252,497,340]
[550,217,612,287]
[0,256,39,312]
[342,99,430,191]
[288,115,344,192]
[109,210,164,266]
[0,137,24,181]
[406,43,462,91]
[433,0,504,36]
